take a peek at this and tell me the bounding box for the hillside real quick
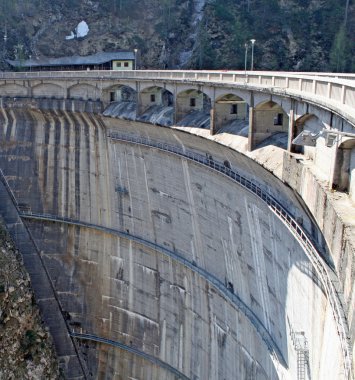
[0,221,59,379]
[0,0,353,72]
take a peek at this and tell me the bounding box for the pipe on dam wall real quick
[0,106,351,379]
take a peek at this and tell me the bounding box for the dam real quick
[0,70,353,380]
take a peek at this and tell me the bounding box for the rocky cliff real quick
[0,221,60,379]
[0,0,353,72]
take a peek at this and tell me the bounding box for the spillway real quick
[0,106,349,379]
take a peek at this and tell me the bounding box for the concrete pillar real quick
[27,81,32,97]
[136,82,144,117]
[248,107,255,151]
[287,109,295,152]
[172,85,177,125]
[328,140,339,190]
[210,107,215,135]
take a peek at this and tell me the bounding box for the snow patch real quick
[76,20,89,38]
[65,20,89,40]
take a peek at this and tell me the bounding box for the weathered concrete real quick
[1,70,354,193]
[0,102,352,379]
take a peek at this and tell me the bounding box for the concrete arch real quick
[332,138,355,199]
[176,88,211,124]
[102,84,138,120]
[0,83,28,97]
[32,83,65,98]
[251,100,289,149]
[292,113,325,155]
[293,113,335,180]
[136,85,174,125]
[212,93,249,135]
[139,86,173,112]
[214,88,250,105]
[139,82,175,95]
[215,93,244,102]
[68,83,100,101]
[104,84,137,104]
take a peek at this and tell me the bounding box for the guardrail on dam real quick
[0,71,353,379]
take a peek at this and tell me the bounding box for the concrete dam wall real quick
[0,105,349,379]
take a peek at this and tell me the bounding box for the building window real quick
[231,104,238,114]
[190,98,196,107]
[150,94,156,102]
[110,92,115,102]
[274,113,283,126]
[116,62,121,67]
[124,62,129,67]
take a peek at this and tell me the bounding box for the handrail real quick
[70,332,190,380]
[19,210,286,367]
[108,132,353,379]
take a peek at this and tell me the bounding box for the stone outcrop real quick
[0,221,60,380]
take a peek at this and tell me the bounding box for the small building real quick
[7,51,136,71]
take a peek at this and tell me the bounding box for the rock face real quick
[0,0,353,71]
[0,222,60,380]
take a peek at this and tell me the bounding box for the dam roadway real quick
[0,71,353,379]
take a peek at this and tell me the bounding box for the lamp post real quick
[134,48,138,70]
[250,39,256,71]
[244,43,248,80]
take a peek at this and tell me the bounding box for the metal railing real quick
[20,210,286,367]
[70,332,190,380]
[107,132,352,379]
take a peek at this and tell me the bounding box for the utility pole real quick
[244,42,248,80]
[250,39,256,70]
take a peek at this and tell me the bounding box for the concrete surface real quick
[0,104,352,379]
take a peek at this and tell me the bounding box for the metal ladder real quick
[294,332,309,380]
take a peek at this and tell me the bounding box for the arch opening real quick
[102,85,138,120]
[176,89,211,129]
[333,139,355,199]
[251,100,289,149]
[213,93,249,135]
[68,83,100,101]
[137,86,174,126]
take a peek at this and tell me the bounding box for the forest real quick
[0,0,353,72]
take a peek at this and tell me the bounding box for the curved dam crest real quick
[0,104,350,379]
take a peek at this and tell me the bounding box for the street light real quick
[250,39,256,71]
[134,48,138,70]
[244,43,248,80]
